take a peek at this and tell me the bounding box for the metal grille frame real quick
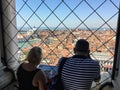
[0,0,119,89]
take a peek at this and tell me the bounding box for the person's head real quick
[74,39,90,56]
[26,46,42,65]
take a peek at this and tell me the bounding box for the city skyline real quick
[16,0,119,29]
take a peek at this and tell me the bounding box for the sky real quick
[16,0,119,30]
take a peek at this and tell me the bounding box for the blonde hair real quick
[26,46,42,65]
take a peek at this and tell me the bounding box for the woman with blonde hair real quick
[17,46,47,90]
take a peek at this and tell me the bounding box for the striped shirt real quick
[58,55,100,90]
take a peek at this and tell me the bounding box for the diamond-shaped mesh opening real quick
[1,0,119,88]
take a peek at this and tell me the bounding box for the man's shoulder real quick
[88,59,100,64]
[57,57,70,67]
[89,58,98,61]
[58,57,71,63]
[90,59,99,63]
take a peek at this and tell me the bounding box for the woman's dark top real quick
[17,64,40,90]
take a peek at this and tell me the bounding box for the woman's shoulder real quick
[32,70,47,89]
[35,69,46,78]
[35,69,47,83]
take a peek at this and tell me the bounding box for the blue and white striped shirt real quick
[58,55,100,90]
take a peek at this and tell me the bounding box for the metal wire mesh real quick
[1,0,119,88]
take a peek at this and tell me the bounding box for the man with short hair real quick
[58,39,100,90]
